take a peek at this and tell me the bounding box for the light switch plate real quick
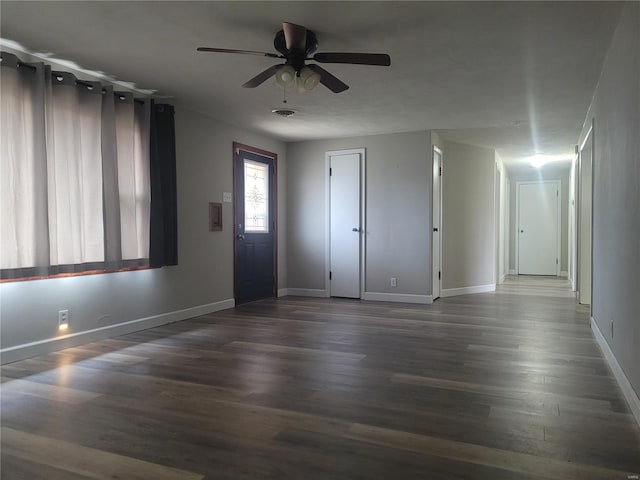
[223,192,232,203]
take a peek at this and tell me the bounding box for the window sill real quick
[0,265,152,284]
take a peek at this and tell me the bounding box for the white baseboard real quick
[285,288,328,298]
[441,284,496,298]
[363,292,433,304]
[508,269,516,275]
[590,317,640,427]
[499,273,506,284]
[560,271,568,278]
[277,288,288,297]
[0,298,235,365]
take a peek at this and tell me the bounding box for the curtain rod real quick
[17,60,36,71]
[56,76,146,105]
[4,52,150,105]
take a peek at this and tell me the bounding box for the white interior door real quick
[569,157,577,290]
[505,182,510,276]
[496,166,502,283]
[432,147,442,300]
[330,152,362,298]
[518,182,560,275]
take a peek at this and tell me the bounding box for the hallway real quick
[497,275,576,298]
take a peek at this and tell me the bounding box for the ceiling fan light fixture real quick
[297,66,321,93]
[275,65,296,91]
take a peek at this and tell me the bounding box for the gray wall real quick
[286,131,431,296]
[579,4,639,395]
[173,107,288,296]
[442,140,496,290]
[0,105,287,361]
[508,166,571,273]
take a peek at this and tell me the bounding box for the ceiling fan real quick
[197,22,391,93]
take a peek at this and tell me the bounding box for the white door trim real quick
[325,149,366,298]
[515,180,561,276]
[579,124,593,151]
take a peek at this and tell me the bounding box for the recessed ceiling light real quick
[529,156,547,168]
[525,153,573,168]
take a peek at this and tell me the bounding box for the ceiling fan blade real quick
[307,65,349,93]
[313,52,391,66]
[197,47,281,59]
[242,64,284,88]
[282,22,307,51]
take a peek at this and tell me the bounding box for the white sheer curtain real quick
[48,72,104,265]
[0,52,150,278]
[115,93,150,260]
[0,56,49,272]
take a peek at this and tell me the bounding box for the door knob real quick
[433,227,438,232]
[237,234,245,240]
[520,230,524,233]
[352,227,360,232]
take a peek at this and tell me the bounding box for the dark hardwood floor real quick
[2,278,640,479]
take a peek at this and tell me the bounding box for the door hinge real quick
[330,167,332,176]
[557,190,559,197]
[329,271,332,280]
[438,271,441,280]
[439,167,442,176]
[556,258,558,265]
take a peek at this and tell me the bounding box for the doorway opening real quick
[576,124,593,306]
[516,180,561,276]
[432,146,443,301]
[325,149,365,299]
[233,143,277,305]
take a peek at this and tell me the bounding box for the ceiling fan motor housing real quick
[274,29,318,72]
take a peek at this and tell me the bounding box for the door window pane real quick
[244,159,269,232]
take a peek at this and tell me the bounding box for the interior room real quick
[1,2,639,478]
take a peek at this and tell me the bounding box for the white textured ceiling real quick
[0,1,622,170]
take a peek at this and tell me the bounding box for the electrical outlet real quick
[390,277,397,288]
[58,309,69,330]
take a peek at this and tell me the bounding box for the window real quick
[243,159,269,233]
[0,52,152,279]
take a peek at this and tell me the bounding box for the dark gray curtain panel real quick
[149,102,178,268]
